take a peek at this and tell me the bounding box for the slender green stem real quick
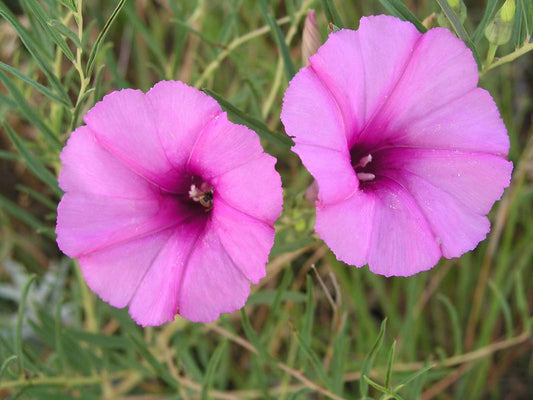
[482,40,533,74]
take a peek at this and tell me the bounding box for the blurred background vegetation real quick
[0,0,532,399]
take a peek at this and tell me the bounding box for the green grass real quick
[1,0,532,399]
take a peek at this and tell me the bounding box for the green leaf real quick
[488,280,514,338]
[16,275,37,376]
[128,334,180,390]
[0,355,18,384]
[0,61,72,107]
[240,309,269,360]
[378,0,426,32]
[16,185,57,210]
[385,340,396,389]
[4,123,62,197]
[393,365,433,391]
[321,0,344,28]
[0,2,69,103]
[48,19,81,48]
[86,0,128,76]
[512,0,533,47]
[201,341,227,400]
[360,318,387,397]
[472,0,505,44]
[258,0,296,81]
[437,294,463,355]
[0,195,56,239]
[21,0,75,62]
[291,325,331,386]
[435,0,482,68]
[202,88,294,148]
[0,70,61,149]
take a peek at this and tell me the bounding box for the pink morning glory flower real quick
[281,15,513,277]
[56,81,282,325]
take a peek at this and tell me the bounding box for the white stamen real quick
[357,172,375,182]
[357,154,373,168]
[189,184,201,201]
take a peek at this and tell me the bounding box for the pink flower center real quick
[188,181,214,212]
[352,152,376,184]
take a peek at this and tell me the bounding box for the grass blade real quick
[0,70,61,149]
[321,0,344,28]
[472,0,504,44]
[0,2,69,104]
[202,88,294,148]
[378,0,426,32]
[258,0,296,81]
[201,341,227,400]
[0,355,18,384]
[437,294,463,355]
[21,0,75,62]
[86,0,128,76]
[16,274,37,376]
[4,123,62,197]
[0,195,56,239]
[360,318,387,397]
[0,62,72,107]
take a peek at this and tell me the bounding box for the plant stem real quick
[482,40,533,74]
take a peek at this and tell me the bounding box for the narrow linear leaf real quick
[488,280,514,338]
[57,0,77,12]
[378,0,426,32]
[16,275,37,376]
[22,0,75,62]
[435,0,482,68]
[472,0,504,44]
[16,185,57,210]
[321,0,344,28]
[360,318,387,397]
[0,195,56,239]
[202,88,293,148]
[201,341,227,400]
[437,294,463,355]
[48,19,81,48]
[86,0,128,76]
[291,325,331,386]
[385,340,396,389]
[0,61,71,107]
[0,355,18,383]
[240,309,269,360]
[363,375,388,393]
[393,365,433,391]
[258,0,296,81]
[0,3,69,103]
[4,123,62,197]
[128,334,180,390]
[0,70,61,148]
[512,0,533,48]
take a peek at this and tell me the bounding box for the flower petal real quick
[211,201,274,284]
[361,26,479,149]
[374,148,512,215]
[291,143,357,204]
[315,190,376,267]
[281,67,348,152]
[79,228,175,314]
[127,223,204,326]
[392,89,510,155]
[146,80,222,170]
[308,15,421,146]
[213,153,283,224]
[178,227,251,323]
[188,113,263,178]
[382,168,491,258]
[58,126,156,199]
[366,179,441,276]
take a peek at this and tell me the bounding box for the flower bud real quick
[484,0,516,45]
[302,10,321,66]
[437,0,467,29]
